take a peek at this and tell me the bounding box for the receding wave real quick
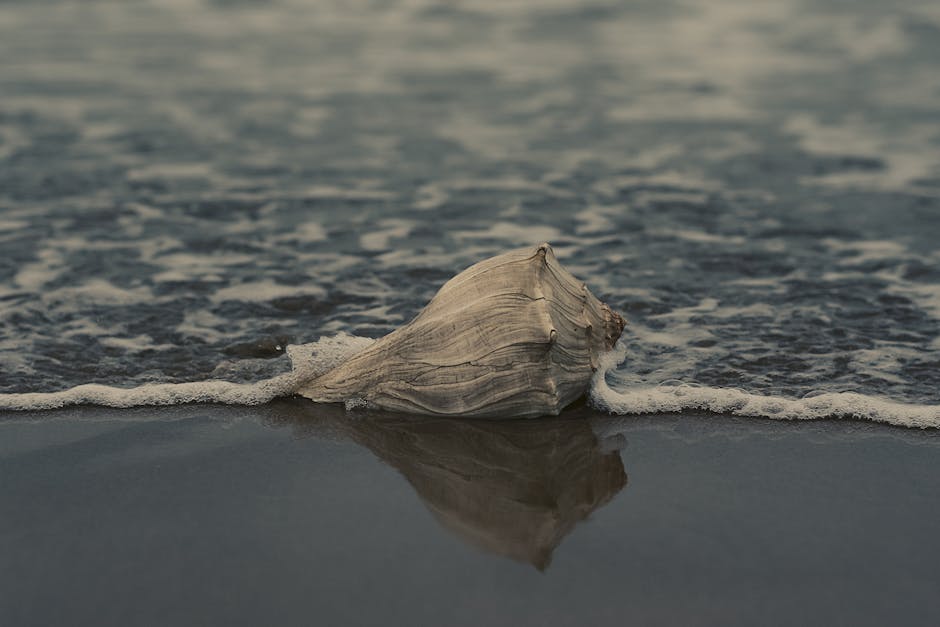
[589,343,940,430]
[2,334,938,429]
[0,334,374,412]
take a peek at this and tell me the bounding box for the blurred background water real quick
[1,0,939,409]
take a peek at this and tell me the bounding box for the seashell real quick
[296,243,626,418]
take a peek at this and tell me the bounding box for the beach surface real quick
[2,404,939,626]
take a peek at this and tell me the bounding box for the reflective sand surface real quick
[2,405,939,625]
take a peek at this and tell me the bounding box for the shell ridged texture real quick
[297,243,626,418]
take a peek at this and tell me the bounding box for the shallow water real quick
[1,0,939,427]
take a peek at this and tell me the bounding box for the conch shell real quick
[297,243,626,418]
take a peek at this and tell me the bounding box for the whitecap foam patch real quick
[589,341,940,430]
[0,333,374,412]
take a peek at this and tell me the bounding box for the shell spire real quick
[297,243,626,418]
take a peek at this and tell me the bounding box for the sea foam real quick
[0,333,374,412]
[1,334,938,429]
[589,342,940,430]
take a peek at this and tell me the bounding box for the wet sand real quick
[2,403,938,626]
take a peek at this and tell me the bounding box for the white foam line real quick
[589,343,940,429]
[2,334,937,429]
[0,333,376,413]
[0,373,300,411]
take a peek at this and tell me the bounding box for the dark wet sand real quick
[1,402,939,627]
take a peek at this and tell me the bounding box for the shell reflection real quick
[265,400,627,570]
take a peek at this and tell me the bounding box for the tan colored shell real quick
[297,243,626,418]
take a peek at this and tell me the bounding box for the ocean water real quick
[2,3,940,623]
[1,0,940,428]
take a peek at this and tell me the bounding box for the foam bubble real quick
[210,282,327,303]
[0,333,374,412]
[589,341,940,429]
[43,280,155,306]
